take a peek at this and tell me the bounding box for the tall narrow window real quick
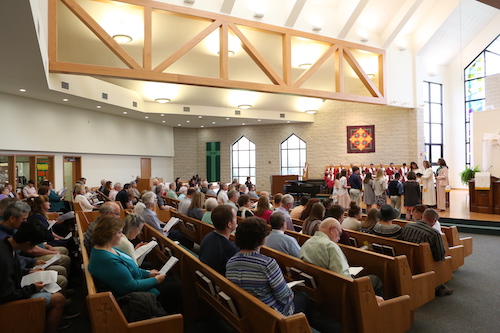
[423,82,443,166]
[231,136,255,185]
[464,35,500,166]
[280,134,306,178]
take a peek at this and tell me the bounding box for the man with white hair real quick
[200,181,209,194]
[109,182,122,201]
[217,183,229,204]
[206,183,217,196]
[166,182,178,199]
[224,190,240,212]
[301,218,384,299]
[98,179,106,193]
[271,194,294,231]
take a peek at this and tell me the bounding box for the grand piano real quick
[284,179,325,198]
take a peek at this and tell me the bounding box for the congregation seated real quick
[88,216,182,313]
[155,184,170,211]
[324,205,351,245]
[199,205,238,275]
[300,218,384,301]
[290,196,309,220]
[0,220,67,333]
[359,208,378,234]
[40,181,70,213]
[302,202,325,236]
[253,195,273,223]
[178,187,196,215]
[299,198,320,221]
[187,191,205,220]
[341,201,362,231]
[372,205,402,239]
[136,192,163,232]
[109,182,122,201]
[272,193,283,210]
[102,181,112,197]
[272,194,295,231]
[265,212,301,258]
[129,181,141,204]
[226,216,308,316]
[224,189,239,213]
[116,183,134,209]
[166,182,178,200]
[216,183,229,203]
[115,213,146,264]
[177,186,188,201]
[0,186,10,201]
[74,184,97,213]
[237,194,254,218]
[238,184,247,196]
[247,184,259,199]
[201,198,218,225]
[84,202,122,253]
[206,183,217,196]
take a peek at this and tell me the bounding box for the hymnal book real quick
[349,237,358,247]
[299,272,317,289]
[185,222,196,232]
[64,232,72,240]
[21,270,61,293]
[382,245,396,257]
[164,247,173,258]
[287,280,305,289]
[348,266,364,277]
[195,270,215,295]
[290,267,302,280]
[47,220,56,230]
[163,217,180,234]
[34,253,61,270]
[218,291,239,317]
[159,256,179,275]
[135,241,158,266]
[372,243,384,254]
[58,188,68,197]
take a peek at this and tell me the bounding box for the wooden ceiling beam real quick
[343,47,382,98]
[293,44,339,88]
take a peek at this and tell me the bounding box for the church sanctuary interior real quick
[2,0,500,332]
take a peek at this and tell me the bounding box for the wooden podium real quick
[271,175,298,195]
[137,178,163,193]
[469,176,500,214]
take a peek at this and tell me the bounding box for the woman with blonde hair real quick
[363,172,375,211]
[373,168,387,209]
[74,184,97,212]
[187,191,205,220]
[360,208,378,234]
[254,195,273,223]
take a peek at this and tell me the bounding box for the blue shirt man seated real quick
[199,205,239,275]
[264,212,301,258]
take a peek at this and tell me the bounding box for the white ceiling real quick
[0,0,498,128]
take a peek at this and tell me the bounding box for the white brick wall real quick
[174,102,423,192]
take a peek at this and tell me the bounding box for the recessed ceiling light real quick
[367,74,376,79]
[287,121,291,123]
[177,123,181,126]
[145,116,149,119]
[258,119,261,122]
[154,98,171,103]
[161,114,164,116]
[162,120,166,123]
[123,111,128,114]
[112,34,132,43]
[238,104,252,109]
[360,37,369,43]
[242,123,245,126]
[254,12,264,19]
[226,117,230,120]
[186,120,190,123]
[212,121,216,124]
[19,88,26,92]
[63,98,68,102]
[96,105,101,109]
[217,50,235,56]
[305,110,317,114]
[312,25,322,32]
[198,116,202,118]
[201,125,204,128]
[184,0,195,4]
[298,63,312,69]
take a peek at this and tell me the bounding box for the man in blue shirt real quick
[265,212,301,258]
[349,166,362,206]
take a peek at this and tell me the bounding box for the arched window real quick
[231,136,255,185]
[464,34,500,166]
[280,134,306,178]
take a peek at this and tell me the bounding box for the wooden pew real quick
[169,214,414,332]
[345,230,454,286]
[0,298,46,333]
[164,197,180,209]
[140,224,313,333]
[75,215,184,333]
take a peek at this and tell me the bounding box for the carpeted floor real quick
[68,231,499,332]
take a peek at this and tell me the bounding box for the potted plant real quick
[459,165,480,186]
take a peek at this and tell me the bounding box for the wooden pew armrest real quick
[461,237,473,257]
[410,271,435,309]
[127,314,184,332]
[446,245,465,271]
[0,298,46,333]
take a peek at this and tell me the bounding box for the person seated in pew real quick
[412,204,445,233]
[237,194,254,218]
[265,212,301,258]
[108,182,122,201]
[84,202,122,254]
[201,198,218,225]
[325,205,351,245]
[300,218,384,301]
[178,187,196,215]
[399,208,453,296]
[74,184,97,213]
[254,195,273,223]
[272,194,295,231]
[373,205,402,239]
[177,186,188,201]
[322,198,334,213]
[299,198,320,221]
[155,184,171,211]
[247,184,259,199]
[0,219,68,333]
[102,181,113,198]
[115,213,146,265]
[166,182,178,200]
[217,183,229,204]
[359,208,378,234]
[88,216,183,314]
[302,202,325,236]
[272,193,283,210]
[199,205,239,275]
[187,191,205,220]
[226,217,310,316]
[224,189,240,213]
[341,201,362,231]
[40,181,70,213]
[22,180,38,199]
[206,183,217,197]
[0,197,18,220]
[238,184,247,196]
[0,186,10,201]
[116,183,134,210]
[129,181,141,204]
[289,196,309,220]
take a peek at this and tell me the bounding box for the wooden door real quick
[141,158,152,179]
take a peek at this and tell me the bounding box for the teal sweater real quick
[88,247,158,297]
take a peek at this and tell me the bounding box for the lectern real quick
[469,176,499,214]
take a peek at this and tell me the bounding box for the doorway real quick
[63,156,81,201]
[141,158,151,179]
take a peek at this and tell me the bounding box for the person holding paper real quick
[115,213,146,265]
[0,219,67,333]
[300,218,384,300]
[89,216,182,314]
[226,217,309,316]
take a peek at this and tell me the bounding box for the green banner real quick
[206,142,220,182]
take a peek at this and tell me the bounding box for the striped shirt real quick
[226,252,294,316]
[399,220,445,261]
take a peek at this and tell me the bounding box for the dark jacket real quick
[117,291,167,322]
